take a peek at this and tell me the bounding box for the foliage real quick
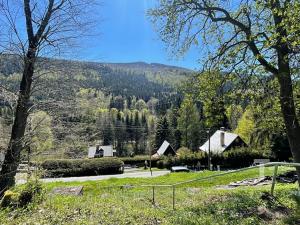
[157,147,269,169]
[28,111,53,154]
[0,180,42,208]
[285,191,300,224]
[120,156,159,167]
[178,95,202,150]
[18,180,43,207]
[0,57,189,160]
[221,147,271,168]
[148,0,300,173]
[157,147,205,169]
[176,147,205,166]
[235,108,256,144]
[41,158,124,177]
[155,116,170,149]
[226,104,243,130]
[0,168,298,224]
[166,107,181,150]
[0,190,19,208]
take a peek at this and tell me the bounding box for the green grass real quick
[1,166,299,225]
[44,166,293,190]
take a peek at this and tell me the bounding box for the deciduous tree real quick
[150,0,300,185]
[0,0,96,195]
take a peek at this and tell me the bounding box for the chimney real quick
[220,127,225,147]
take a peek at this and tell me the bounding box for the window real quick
[95,149,104,158]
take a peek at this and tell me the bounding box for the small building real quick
[199,129,247,154]
[152,141,176,158]
[88,145,116,158]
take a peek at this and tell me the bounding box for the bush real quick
[156,147,270,169]
[157,148,205,169]
[0,180,42,208]
[120,156,158,167]
[285,191,300,224]
[0,190,19,208]
[156,156,176,169]
[41,158,124,177]
[177,147,205,166]
[18,180,42,207]
[221,147,270,168]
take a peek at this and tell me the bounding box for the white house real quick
[88,145,116,158]
[199,129,247,154]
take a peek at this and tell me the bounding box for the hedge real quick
[157,148,205,169]
[120,156,158,167]
[220,147,272,168]
[41,158,124,177]
[156,147,271,169]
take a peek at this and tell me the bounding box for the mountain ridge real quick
[0,54,193,76]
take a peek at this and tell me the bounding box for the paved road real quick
[17,170,170,184]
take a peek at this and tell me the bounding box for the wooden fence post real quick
[172,185,175,210]
[152,186,155,205]
[271,165,278,195]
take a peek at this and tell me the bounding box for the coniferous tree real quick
[115,111,126,156]
[155,116,170,149]
[204,98,230,131]
[133,110,141,154]
[167,107,181,150]
[178,96,202,150]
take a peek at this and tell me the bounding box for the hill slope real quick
[0,55,193,101]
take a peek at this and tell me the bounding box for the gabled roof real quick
[199,130,240,154]
[88,145,116,158]
[156,140,176,156]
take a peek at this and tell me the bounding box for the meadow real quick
[0,167,299,225]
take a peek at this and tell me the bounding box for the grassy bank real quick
[0,167,299,224]
[45,165,293,188]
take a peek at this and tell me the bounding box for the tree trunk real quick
[0,50,35,197]
[277,52,300,186]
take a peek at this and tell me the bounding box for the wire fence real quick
[2,162,300,210]
[74,162,300,210]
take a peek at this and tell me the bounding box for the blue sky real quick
[78,0,201,70]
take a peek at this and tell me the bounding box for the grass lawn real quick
[0,166,299,225]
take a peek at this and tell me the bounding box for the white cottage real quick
[199,129,247,154]
[88,145,116,158]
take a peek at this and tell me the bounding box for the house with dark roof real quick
[152,141,176,158]
[199,129,247,154]
[88,145,116,158]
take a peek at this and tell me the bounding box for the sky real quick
[78,0,201,70]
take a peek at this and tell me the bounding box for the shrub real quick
[18,180,42,207]
[41,158,124,177]
[0,190,19,208]
[222,147,270,168]
[156,148,205,169]
[156,155,176,169]
[285,191,300,224]
[177,147,205,166]
[0,180,42,208]
[120,156,158,167]
[156,147,270,169]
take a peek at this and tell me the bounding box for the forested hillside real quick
[0,54,191,158]
[1,52,299,164]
